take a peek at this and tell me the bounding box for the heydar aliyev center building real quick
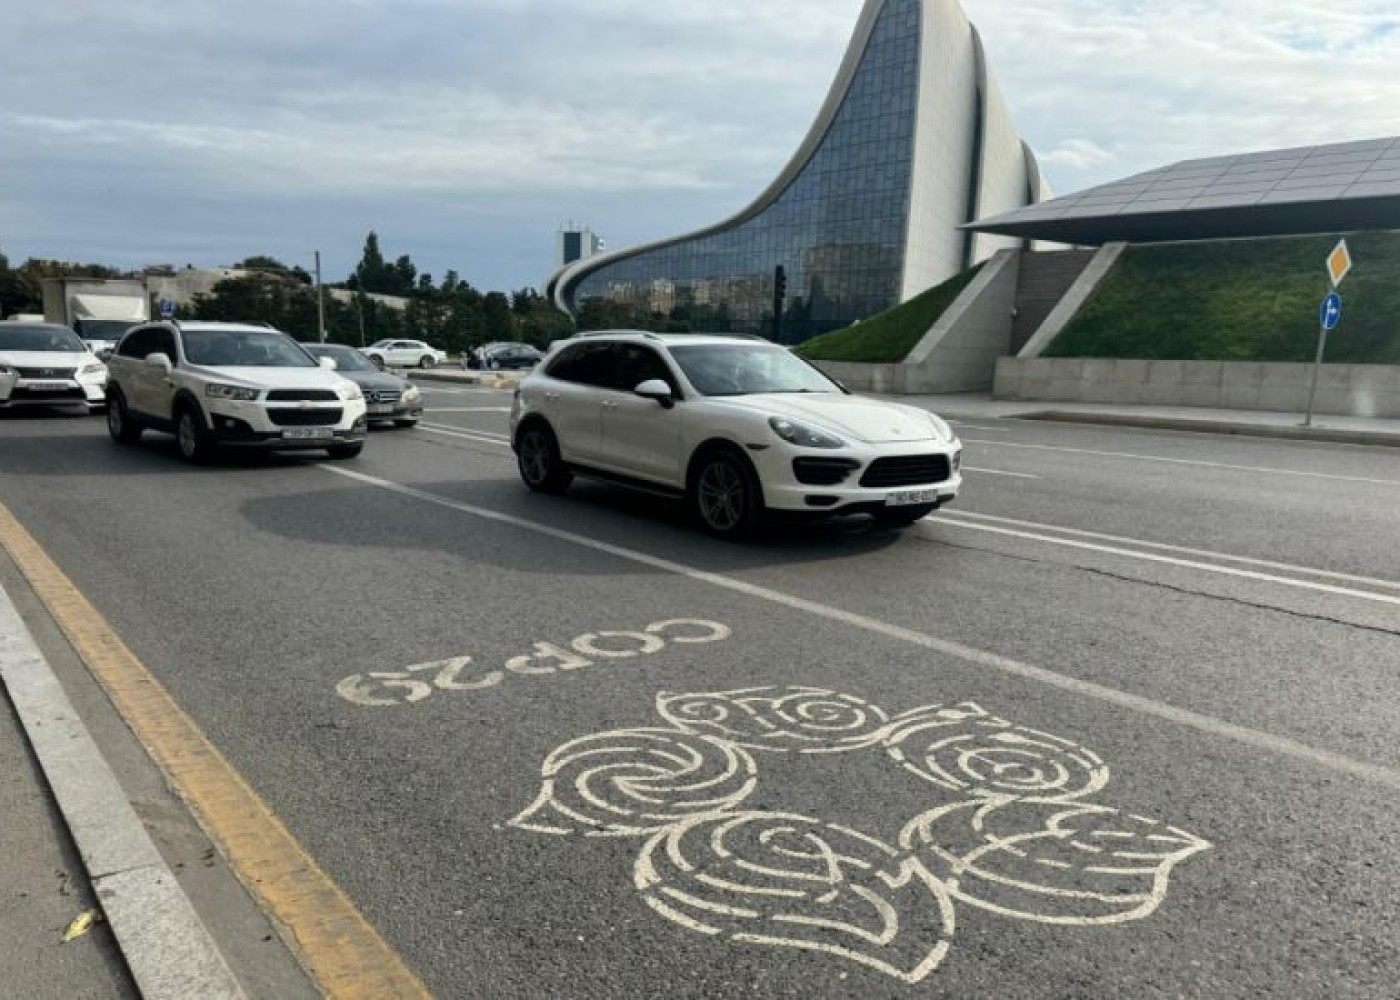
[548,0,1047,342]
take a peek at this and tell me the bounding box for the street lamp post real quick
[314,250,327,343]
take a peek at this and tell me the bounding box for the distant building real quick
[556,226,604,270]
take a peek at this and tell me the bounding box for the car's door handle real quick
[602,400,616,410]
[545,392,559,401]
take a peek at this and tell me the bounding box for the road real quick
[1,385,1397,998]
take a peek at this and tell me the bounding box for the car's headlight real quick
[205,383,260,401]
[0,365,17,377]
[768,416,845,449]
[952,448,962,473]
[79,363,107,377]
[927,412,954,442]
[401,383,421,401]
[337,382,364,401]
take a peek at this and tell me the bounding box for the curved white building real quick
[550,0,1046,342]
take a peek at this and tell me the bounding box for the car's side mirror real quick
[318,356,338,370]
[145,352,173,373]
[634,378,675,409]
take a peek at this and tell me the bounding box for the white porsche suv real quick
[510,331,962,539]
[105,321,368,463]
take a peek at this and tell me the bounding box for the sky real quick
[3,0,1399,293]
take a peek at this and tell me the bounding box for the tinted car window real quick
[615,344,677,394]
[116,326,158,359]
[0,324,86,352]
[151,327,178,360]
[547,342,616,387]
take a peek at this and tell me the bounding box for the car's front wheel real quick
[326,442,363,460]
[516,423,571,494]
[175,404,216,464]
[394,418,418,428]
[106,389,142,444]
[691,448,764,541]
[872,502,938,528]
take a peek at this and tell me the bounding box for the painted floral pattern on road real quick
[510,686,1210,984]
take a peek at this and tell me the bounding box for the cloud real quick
[3,0,1400,289]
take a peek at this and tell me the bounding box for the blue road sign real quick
[159,298,175,319]
[1319,291,1342,332]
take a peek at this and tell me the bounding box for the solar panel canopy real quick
[968,137,1400,244]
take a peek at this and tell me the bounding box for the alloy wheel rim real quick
[698,462,744,530]
[178,415,196,456]
[521,432,549,484]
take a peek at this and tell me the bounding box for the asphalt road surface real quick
[1,386,1397,998]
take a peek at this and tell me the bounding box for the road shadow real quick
[239,476,910,578]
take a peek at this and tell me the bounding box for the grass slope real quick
[1048,231,1400,363]
[796,264,983,363]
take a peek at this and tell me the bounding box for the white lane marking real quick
[426,407,512,413]
[320,465,1400,791]
[416,424,512,448]
[961,439,1400,486]
[948,423,1010,432]
[415,385,506,395]
[930,517,1400,608]
[941,511,1400,593]
[962,467,1040,480]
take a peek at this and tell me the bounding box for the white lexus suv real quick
[0,321,109,412]
[509,331,962,539]
[105,321,368,463]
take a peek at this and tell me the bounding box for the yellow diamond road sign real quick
[1326,238,1352,287]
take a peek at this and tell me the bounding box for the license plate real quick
[282,427,334,440]
[368,404,393,415]
[25,382,68,392]
[885,488,940,507]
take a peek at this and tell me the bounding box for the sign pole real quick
[1302,323,1328,428]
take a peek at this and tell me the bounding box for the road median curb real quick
[1007,410,1400,448]
[0,584,246,1000]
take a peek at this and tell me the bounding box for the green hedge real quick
[795,265,983,363]
[1047,232,1400,363]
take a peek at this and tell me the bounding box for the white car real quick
[509,331,962,539]
[105,320,368,463]
[361,339,447,369]
[0,321,108,412]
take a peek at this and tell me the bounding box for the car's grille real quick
[16,367,76,379]
[364,390,402,404]
[267,407,344,427]
[793,457,860,486]
[860,454,952,488]
[267,389,338,402]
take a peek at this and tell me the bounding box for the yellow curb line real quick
[0,500,430,1000]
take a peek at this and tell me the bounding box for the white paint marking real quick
[416,424,513,448]
[942,511,1400,593]
[929,517,1400,608]
[320,464,1400,791]
[961,439,1400,486]
[426,407,513,413]
[962,467,1041,480]
[947,423,1010,432]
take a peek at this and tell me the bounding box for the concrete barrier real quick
[994,357,1400,418]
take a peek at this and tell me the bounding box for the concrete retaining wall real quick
[994,357,1400,417]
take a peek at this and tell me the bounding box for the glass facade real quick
[567,0,921,343]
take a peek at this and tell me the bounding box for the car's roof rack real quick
[574,329,661,340]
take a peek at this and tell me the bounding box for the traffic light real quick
[774,265,787,302]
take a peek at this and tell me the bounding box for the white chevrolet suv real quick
[105,321,368,463]
[510,331,962,539]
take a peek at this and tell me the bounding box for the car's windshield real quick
[182,330,316,368]
[306,344,375,372]
[669,343,838,397]
[0,324,87,353]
